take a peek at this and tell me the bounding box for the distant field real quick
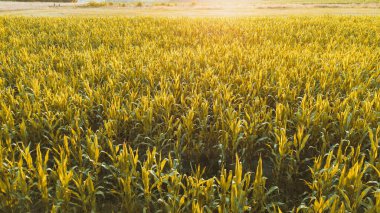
[181,0,380,3]
[264,0,380,3]
[0,0,379,17]
[1,0,380,3]
[143,0,380,3]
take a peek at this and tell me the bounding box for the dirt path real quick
[0,1,83,11]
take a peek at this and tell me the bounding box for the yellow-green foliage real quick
[80,1,109,8]
[0,17,379,212]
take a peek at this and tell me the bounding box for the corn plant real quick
[0,16,379,212]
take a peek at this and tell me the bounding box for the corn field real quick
[0,17,379,212]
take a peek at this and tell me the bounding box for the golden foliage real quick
[0,17,379,212]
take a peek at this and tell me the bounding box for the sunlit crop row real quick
[0,17,379,212]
